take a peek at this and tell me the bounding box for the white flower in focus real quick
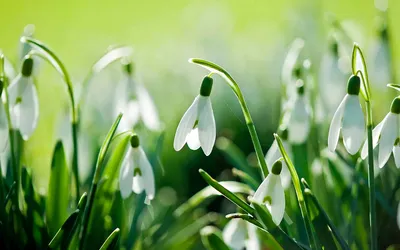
[8,57,39,140]
[174,76,216,156]
[265,130,292,189]
[222,219,260,250]
[116,62,161,131]
[328,75,365,155]
[361,96,400,168]
[119,134,155,204]
[286,82,311,144]
[253,160,285,225]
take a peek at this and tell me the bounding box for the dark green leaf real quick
[48,209,80,249]
[99,228,120,250]
[200,226,230,250]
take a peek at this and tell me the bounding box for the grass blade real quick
[99,228,120,250]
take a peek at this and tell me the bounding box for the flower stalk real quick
[189,58,269,178]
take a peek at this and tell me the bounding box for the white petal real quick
[186,128,201,150]
[173,96,199,151]
[393,146,400,169]
[137,147,155,201]
[245,223,261,250]
[8,75,27,129]
[119,148,134,198]
[222,219,247,250]
[287,96,310,144]
[378,113,397,168]
[328,95,348,152]
[137,84,161,131]
[19,82,39,139]
[342,95,365,155]
[253,174,285,225]
[361,117,385,159]
[117,100,140,132]
[198,96,216,156]
[0,101,9,152]
[265,140,291,189]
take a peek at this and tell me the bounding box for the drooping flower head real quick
[222,219,260,250]
[119,134,155,204]
[8,56,39,140]
[286,80,311,144]
[265,129,292,189]
[253,160,285,225]
[328,75,365,154]
[116,61,161,131]
[361,96,400,168]
[174,76,216,156]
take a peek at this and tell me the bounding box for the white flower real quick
[8,57,39,140]
[369,29,391,90]
[115,63,161,131]
[361,97,400,168]
[174,76,216,156]
[328,75,365,155]
[119,134,155,204]
[286,82,311,144]
[222,219,260,250]
[253,161,285,225]
[319,40,347,118]
[265,132,292,189]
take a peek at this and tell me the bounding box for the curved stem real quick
[20,37,81,204]
[274,134,316,249]
[189,58,269,178]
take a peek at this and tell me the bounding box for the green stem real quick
[366,101,377,250]
[274,134,316,249]
[190,58,269,178]
[20,37,81,204]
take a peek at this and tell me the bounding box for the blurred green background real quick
[1,0,399,198]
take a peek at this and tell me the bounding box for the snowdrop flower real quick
[8,57,39,140]
[286,81,311,144]
[265,129,292,189]
[119,134,155,204]
[319,40,347,118]
[19,24,40,76]
[369,26,391,90]
[222,219,260,250]
[116,62,161,131]
[361,96,400,168]
[328,75,365,155]
[174,76,216,156]
[253,160,285,225]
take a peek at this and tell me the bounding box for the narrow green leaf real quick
[174,181,252,217]
[77,192,88,210]
[48,209,80,249]
[387,83,400,91]
[99,228,120,250]
[46,141,69,237]
[200,226,230,250]
[4,182,16,207]
[198,169,254,215]
[250,200,277,230]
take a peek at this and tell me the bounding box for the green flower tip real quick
[331,40,339,56]
[122,58,134,75]
[347,75,360,95]
[296,80,305,95]
[390,97,400,114]
[293,65,302,79]
[21,57,34,77]
[130,134,140,148]
[200,76,213,97]
[271,160,282,175]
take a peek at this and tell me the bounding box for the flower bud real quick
[130,134,140,148]
[22,57,34,77]
[346,75,360,95]
[200,76,213,97]
[296,80,305,95]
[390,97,400,114]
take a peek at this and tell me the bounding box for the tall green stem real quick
[366,101,377,250]
[189,58,269,178]
[20,37,81,204]
[275,134,316,249]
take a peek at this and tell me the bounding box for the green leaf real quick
[387,83,400,91]
[48,209,80,249]
[99,228,120,250]
[46,141,70,237]
[200,226,230,250]
[351,43,370,101]
[250,200,277,230]
[174,180,252,217]
[198,169,254,215]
